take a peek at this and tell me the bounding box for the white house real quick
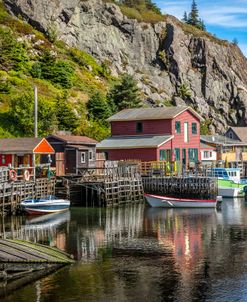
[200,143,217,165]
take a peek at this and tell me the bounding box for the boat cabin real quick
[210,168,241,183]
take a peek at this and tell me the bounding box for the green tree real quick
[184,0,206,31]
[182,11,188,22]
[55,95,79,132]
[87,91,112,123]
[0,27,29,71]
[8,93,57,136]
[188,0,199,26]
[36,51,75,88]
[108,74,141,111]
[76,117,110,141]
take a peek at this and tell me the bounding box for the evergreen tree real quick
[56,94,79,132]
[183,0,206,31]
[188,0,199,27]
[182,11,188,23]
[87,91,112,123]
[108,74,141,111]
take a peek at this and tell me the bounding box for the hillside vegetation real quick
[0,1,117,140]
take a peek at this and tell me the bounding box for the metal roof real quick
[107,106,203,122]
[200,142,216,149]
[0,138,52,154]
[227,127,247,142]
[97,135,173,149]
[48,134,98,144]
[201,135,247,146]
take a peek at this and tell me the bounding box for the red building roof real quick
[0,138,54,154]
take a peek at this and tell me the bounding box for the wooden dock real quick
[0,238,73,298]
[0,166,56,214]
[0,238,73,263]
[56,163,144,207]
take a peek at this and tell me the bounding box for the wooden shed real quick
[0,137,54,168]
[45,134,98,176]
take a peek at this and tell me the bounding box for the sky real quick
[155,0,247,56]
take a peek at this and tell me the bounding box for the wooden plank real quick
[0,239,74,264]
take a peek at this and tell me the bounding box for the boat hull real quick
[145,194,218,208]
[218,187,242,198]
[218,179,244,197]
[21,199,70,215]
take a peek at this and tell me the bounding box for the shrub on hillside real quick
[0,27,29,72]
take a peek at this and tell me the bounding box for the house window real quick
[184,122,189,143]
[160,150,172,161]
[136,122,143,133]
[229,132,233,139]
[204,151,210,159]
[89,150,93,161]
[189,148,198,161]
[175,148,180,161]
[175,121,181,134]
[160,150,166,161]
[192,123,197,134]
[81,152,86,163]
[1,155,5,164]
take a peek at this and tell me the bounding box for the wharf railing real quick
[0,164,52,183]
[56,163,144,207]
[139,161,218,200]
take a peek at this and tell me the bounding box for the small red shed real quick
[97,106,203,166]
[0,137,54,168]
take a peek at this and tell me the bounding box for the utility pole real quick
[34,86,38,138]
[33,86,38,181]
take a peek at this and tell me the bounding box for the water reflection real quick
[2,200,247,301]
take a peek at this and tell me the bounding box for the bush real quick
[0,27,29,71]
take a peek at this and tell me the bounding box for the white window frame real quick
[89,150,93,161]
[203,151,210,159]
[184,122,189,143]
[81,152,86,163]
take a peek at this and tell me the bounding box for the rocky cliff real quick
[4,0,247,133]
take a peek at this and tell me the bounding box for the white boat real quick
[210,168,246,198]
[21,196,70,215]
[145,193,222,208]
[218,187,242,198]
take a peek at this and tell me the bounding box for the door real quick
[56,152,65,176]
[182,149,186,166]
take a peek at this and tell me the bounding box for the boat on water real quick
[21,196,70,215]
[145,193,222,208]
[209,168,247,197]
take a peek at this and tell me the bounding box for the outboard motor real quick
[244,186,247,202]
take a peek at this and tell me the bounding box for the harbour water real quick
[2,199,247,301]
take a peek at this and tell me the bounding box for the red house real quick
[0,137,54,168]
[97,106,203,166]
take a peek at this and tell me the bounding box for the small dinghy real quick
[21,196,70,215]
[145,193,222,208]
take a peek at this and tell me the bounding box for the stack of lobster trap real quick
[0,166,55,215]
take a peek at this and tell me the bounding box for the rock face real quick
[4,0,247,132]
